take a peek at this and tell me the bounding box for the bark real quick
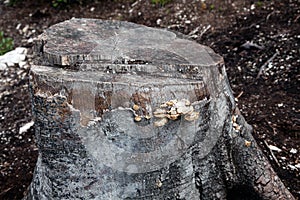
[25,19,294,200]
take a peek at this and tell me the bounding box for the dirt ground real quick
[0,0,299,199]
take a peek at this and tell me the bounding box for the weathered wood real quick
[25,18,294,199]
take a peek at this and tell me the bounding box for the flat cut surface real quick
[38,18,222,67]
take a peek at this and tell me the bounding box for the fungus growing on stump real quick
[25,19,294,200]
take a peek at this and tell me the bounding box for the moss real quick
[0,31,14,56]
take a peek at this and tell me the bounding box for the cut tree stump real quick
[25,18,295,200]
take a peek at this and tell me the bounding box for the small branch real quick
[0,187,14,196]
[188,25,211,39]
[236,91,244,99]
[263,140,280,167]
[199,25,211,39]
[234,91,244,102]
[294,14,300,22]
[241,41,265,50]
[131,1,139,7]
[256,52,278,79]
[188,26,200,37]
[167,24,182,29]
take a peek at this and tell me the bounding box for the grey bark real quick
[25,19,294,200]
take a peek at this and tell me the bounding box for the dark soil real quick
[0,0,299,199]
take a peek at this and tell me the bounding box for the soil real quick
[0,0,299,199]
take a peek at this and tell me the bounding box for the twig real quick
[234,91,244,102]
[241,41,265,50]
[263,140,280,167]
[0,187,14,196]
[167,24,182,29]
[188,26,200,36]
[131,1,139,7]
[199,25,211,39]
[236,91,244,99]
[256,51,278,79]
[294,14,300,23]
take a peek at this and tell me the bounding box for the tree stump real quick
[25,19,294,200]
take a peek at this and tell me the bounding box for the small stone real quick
[19,121,34,134]
[289,148,297,154]
[27,38,34,43]
[277,103,284,107]
[0,63,7,71]
[156,19,162,25]
[15,47,27,54]
[6,62,15,67]
[19,61,27,68]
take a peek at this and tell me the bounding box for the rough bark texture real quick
[25,19,294,200]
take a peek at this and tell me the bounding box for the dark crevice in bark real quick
[227,185,262,200]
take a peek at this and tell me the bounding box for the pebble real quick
[0,47,27,71]
[290,148,297,154]
[19,121,34,134]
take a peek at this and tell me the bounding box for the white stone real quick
[0,63,7,70]
[6,62,15,67]
[15,47,27,54]
[9,53,23,63]
[0,47,28,68]
[22,25,29,33]
[156,19,162,25]
[277,103,284,107]
[19,61,27,68]
[19,121,34,134]
[27,38,34,43]
[290,148,297,154]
